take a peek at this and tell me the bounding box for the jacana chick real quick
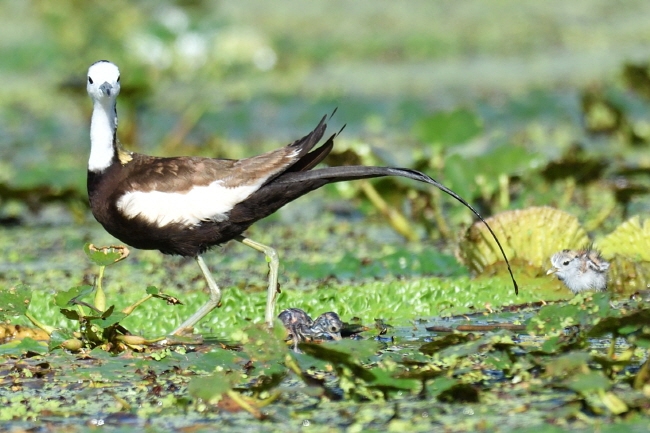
[547,248,610,293]
[310,312,343,341]
[86,60,518,336]
[278,309,343,352]
[278,308,314,352]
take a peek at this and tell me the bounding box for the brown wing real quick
[117,115,329,194]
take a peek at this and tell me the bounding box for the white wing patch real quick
[116,180,263,227]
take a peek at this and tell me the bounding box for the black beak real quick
[99,82,112,96]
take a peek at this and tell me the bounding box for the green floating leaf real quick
[528,303,581,335]
[186,349,246,375]
[89,307,126,329]
[563,370,611,394]
[413,108,482,146]
[419,333,475,356]
[536,335,586,355]
[188,370,243,402]
[83,243,129,266]
[237,323,288,363]
[425,376,458,399]
[59,309,82,321]
[229,325,290,393]
[529,293,646,346]
[300,339,380,382]
[527,293,612,336]
[588,308,650,338]
[54,285,94,308]
[0,284,32,318]
[484,349,514,371]
[146,286,161,295]
[544,351,590,378]
[0,337,48,356]
[437,333,516,362]
[101,305,115,319]
[366,367,419,394]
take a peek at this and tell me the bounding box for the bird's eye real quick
[562,260,570,266]
[88,77,93,84]
[330,326,338,332]
[117,75,120,83]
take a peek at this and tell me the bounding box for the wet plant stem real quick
[255,391,281,408]
[285,354,303,377]
[24,311,55,335]
[226,390,264,419]
[633,353,650,390]
[122,294,153,315]
[431,188,452,240]
[359,181,418,242]
[608,333,617,359]
[94,265,106,312]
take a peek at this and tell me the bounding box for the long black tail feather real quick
[277,166,519,295]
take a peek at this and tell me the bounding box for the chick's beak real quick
[331,332,342,341]
[99,82,112,96]
[546,268,557,275]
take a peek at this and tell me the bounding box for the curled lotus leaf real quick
[457,206,589,274]
[596,216,650,294]
[605,256,650,294]
[596,216,650,261]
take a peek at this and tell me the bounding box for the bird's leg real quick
[236,236,280,327]
[290,326,302,353]
[171,255,222,336]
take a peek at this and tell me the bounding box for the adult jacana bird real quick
[86,60,518,336]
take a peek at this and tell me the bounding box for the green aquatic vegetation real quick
[21,265,533,339]
[0,284,32,319]
[15,243,184,353]
[4,215,547,338]
[3,3,650,430]
[2,248,650,430]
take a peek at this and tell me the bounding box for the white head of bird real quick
[547,248,610,294]
[87,61,121,102]
[86,61,122,173]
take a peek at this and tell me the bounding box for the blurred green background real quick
[2,0,650,255]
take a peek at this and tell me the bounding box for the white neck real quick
[89,99,117,173]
